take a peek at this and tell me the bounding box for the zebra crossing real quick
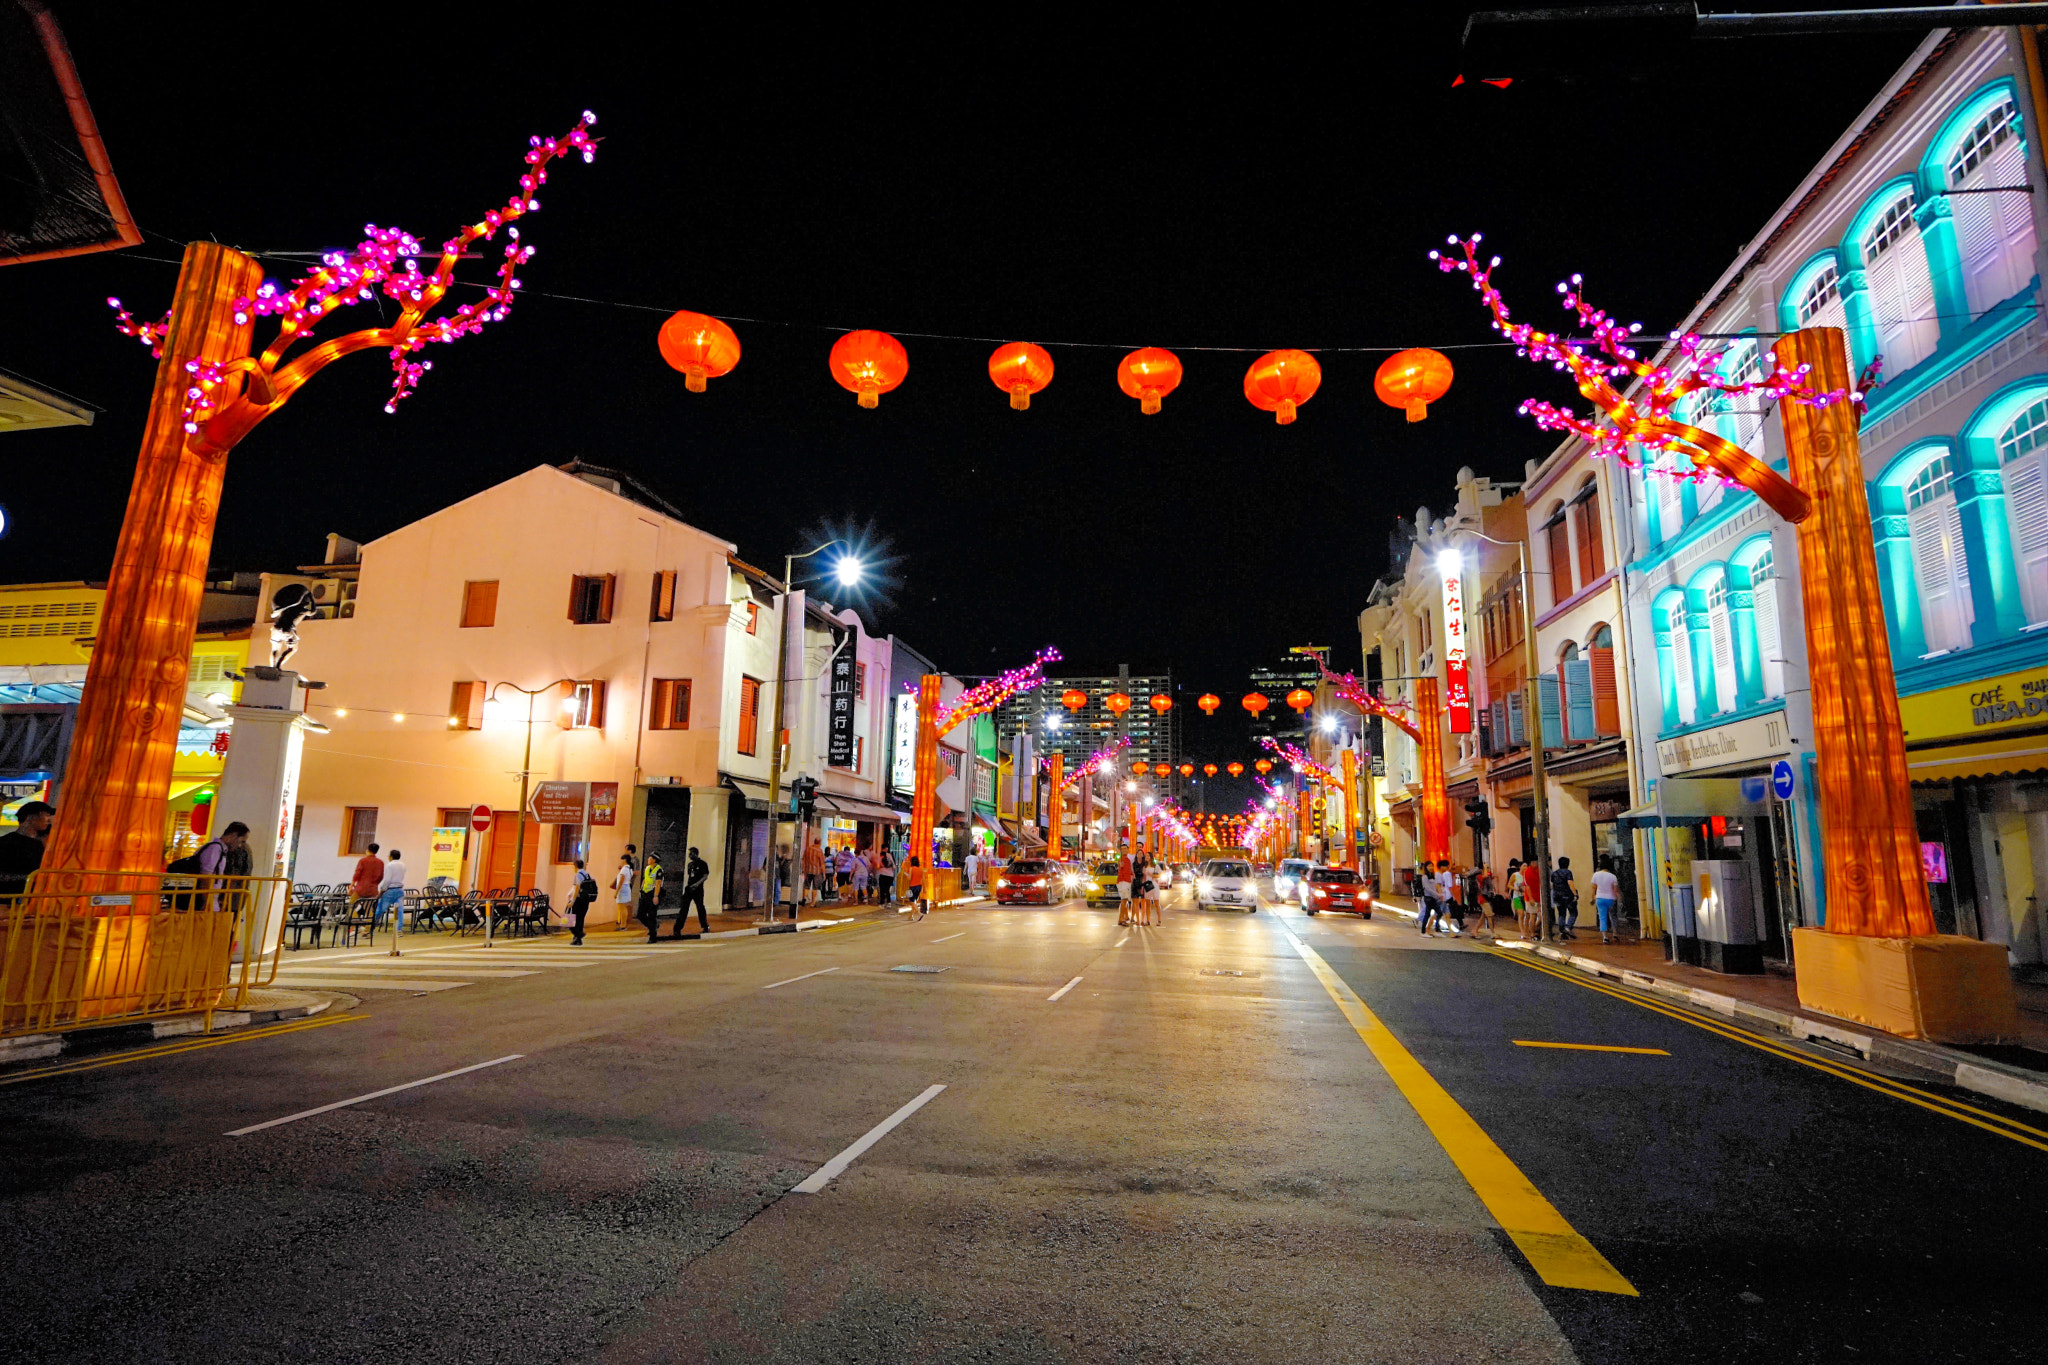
[271,937,717,993]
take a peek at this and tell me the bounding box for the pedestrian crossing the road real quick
[271,939,715,994]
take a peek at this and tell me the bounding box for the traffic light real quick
[1464,797,1491,835]
[790,775,819,819]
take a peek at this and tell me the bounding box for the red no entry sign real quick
[470,804,493,832]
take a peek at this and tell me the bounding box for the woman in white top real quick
[612,852,637,928]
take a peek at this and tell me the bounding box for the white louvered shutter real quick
[1912,504,1966,653]
[1670,618,1697,726]
[2005,452,2048,624]
[1754,574,1785,700]
[1865,204,1939,374]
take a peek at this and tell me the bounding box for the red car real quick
[1301,866,1371,917]
[994,858,1059,906]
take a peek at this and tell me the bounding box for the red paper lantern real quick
[829,329,909,408]
[1179,763,1195,777]
[1117,347,1183,416]
[1105,692,1132,717]
[1244,349,1322,425]
[1149,693,1173,715]
[1374,347,1454,423]
[188,803,212,836]
[1242,692,1269,717]
[657,311,741,392]
[1254,759,1273,775]
[1285,688,1315,713]
[989,341,1055,410]
[1226,762,1245,778]
[1061,688,1088,713]
[1197,693,1221,715]
[1203,764,1219,777]
[1132,761,1151,775]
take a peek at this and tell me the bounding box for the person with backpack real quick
[568,860,599,944]
[671,846,711,938]
[1551,856,1579,941]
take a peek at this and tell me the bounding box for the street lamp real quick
[488,677,577,948]
[766,540,862,921]
[1443,529,1553,941]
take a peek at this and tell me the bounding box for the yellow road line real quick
[816,922,883,935]
[1513,1040,1670,1055]
[0,1013,365,1086]
[1287,935,1637,1296]
[1489,948,2048,1153]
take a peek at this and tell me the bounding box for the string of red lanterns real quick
[653,320,1455,425]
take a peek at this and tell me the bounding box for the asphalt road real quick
[2,886,2043,1364]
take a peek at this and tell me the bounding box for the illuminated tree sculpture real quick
[1312,663,1450,864]
[910,649,1059,877]
[48,113,599,882]
[1438,234,1935,943]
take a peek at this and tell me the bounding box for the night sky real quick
[4,5,1930,753]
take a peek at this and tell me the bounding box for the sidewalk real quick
[1368,893,2048,1115]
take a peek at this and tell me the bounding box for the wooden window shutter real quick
[555,680,577,729]
[598,574,616,623]
[568,575,583,622]
[449,680,485,730]
[1590,645,1620,736]
[1576,494,1605,582]
[738,676,761,754]
[1547,518,1574,605]
[650,571,676,622]
[461,580,498,628]
[586,680,608,729]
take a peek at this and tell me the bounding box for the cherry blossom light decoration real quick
[1430,233,1851,513]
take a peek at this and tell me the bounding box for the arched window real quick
[1586,623,1620,736]
[1652,460,1689,544]
[1569,476,1605,582]
[1543,500,1573,604]
[1660,591,1697,728]
[1797,262,1847,331]
[1860,189,1939,373]
[1719,339,1767,453]
[1946,94,2037,316]
[1996,396,2048,622]
[1905,452,1974,652]
[1750,547,1786,701]
[1702,569,1739,717]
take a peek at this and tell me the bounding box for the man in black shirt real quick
[671,846,712,939]
[0,801,55,896]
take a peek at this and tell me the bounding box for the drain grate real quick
[891,964,950,974]
[1199,969,1259,978]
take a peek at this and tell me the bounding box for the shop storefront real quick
[1639,706,1814,969]
[1901,664,2048,965]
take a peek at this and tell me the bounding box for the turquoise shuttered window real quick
[1563,658,1597,741]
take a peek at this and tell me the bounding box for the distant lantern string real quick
[111,113,600,436]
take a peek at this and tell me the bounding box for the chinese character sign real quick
[1441,567,1471,733]
[828,631,857,769]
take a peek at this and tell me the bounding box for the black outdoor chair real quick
[516,892,553,937]
[334,896,377,947]
[282,897,324,950]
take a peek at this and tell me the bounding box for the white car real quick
[1274,857,1313,902]
[1196,858,1259,913]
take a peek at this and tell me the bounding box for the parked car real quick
[994,858,1059,906]
[1196,858,1258,912]
[1301,865,1371,918]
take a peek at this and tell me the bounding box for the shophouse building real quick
[1618,23,2048,966]
[285,462,786,915]
[1510,437,1642,926]
[778,594,898,881]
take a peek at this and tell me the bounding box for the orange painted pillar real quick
[1775,329,1933,937]
[1045,751,1063,858]
[908,676,943,883]
[45,243,263,876]
[1342,748,1360,870]
[1416,675,1450,865]
[1298,789,1311,859]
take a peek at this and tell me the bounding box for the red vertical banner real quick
[1441,561,1472,734]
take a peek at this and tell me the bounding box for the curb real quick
[0,990,337,1068]
[1505,940,2048,1115]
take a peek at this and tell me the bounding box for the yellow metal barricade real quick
[0,869,288,1039]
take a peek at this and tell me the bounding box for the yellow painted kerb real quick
[1289,936,1639,1296]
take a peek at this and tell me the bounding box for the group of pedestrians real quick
[1115,852,1171,927]
[1412,852,1625,944]
[797,841,897,906]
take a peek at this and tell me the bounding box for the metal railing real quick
[1,869,288,1039]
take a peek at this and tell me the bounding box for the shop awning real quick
[816,790,907,824]
[1906,735,2048,785]
[720,773,774,812]
[1616,776,1771,827]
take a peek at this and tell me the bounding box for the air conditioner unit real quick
[311,581,336,602]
